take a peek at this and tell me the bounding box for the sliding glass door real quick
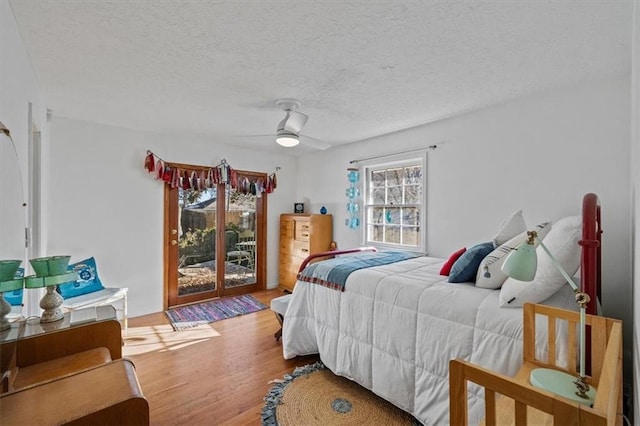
[164,164,266,308]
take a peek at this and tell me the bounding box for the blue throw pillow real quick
[448,242,494,283]
[4,289,23,306]
[58,257,105,299]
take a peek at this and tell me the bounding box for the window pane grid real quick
[364,162,423,249]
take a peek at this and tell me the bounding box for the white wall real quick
[47,117,297,317]
[1,0,49,315]
[297,76,633,382]
[1,0,47,257]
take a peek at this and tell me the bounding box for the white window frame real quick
[361,152,427,253]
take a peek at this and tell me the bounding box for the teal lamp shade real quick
[0,260,24,293]
[0,277,24,293]
[0,259,22,282]
[501,241,537,281]
[24,271,77,288]
[29,255,71,277]
[0,260,24,331]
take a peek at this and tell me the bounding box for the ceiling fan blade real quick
[280,111,308,134]
[300,135,331,150]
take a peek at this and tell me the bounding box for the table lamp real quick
[501,230,596,405]
[24,256,76,323]
[0,259,24,331]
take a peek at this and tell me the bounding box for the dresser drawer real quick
[294,220,311,241]
[291,240,310,259]
[279,253,303,273]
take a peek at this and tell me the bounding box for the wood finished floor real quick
[123,289,318,426]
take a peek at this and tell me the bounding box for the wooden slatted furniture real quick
[278,213,332,292]
[1,359,149,425]
[1,305,122,393]
[449,303,623,425]
[0,305,148,424]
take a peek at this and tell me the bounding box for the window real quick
[363,155,426,252]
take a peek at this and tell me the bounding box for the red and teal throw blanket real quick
[297,251,421,291]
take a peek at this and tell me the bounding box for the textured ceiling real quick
[8,1,633,153]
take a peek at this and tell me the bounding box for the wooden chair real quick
[1,307,148,424]
[450,303,623,425]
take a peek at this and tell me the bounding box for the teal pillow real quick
[58,257,105,299]
[448,242,494,283]
[4,268,24,306]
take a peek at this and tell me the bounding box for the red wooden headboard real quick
[579,193,602,315]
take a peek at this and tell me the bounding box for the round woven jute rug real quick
[262,362,417,425]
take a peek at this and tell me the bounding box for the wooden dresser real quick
[279,213,333,292]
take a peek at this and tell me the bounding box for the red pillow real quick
[439,247,467,276]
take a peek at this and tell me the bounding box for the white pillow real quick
[492,209,526,247]
[499,216,582,308]
[476,221,551,289]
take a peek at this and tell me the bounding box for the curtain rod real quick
[349,144,438,165]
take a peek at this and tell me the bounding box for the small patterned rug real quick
[165,294,267,331]
[262,362,421,425]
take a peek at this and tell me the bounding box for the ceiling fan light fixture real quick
[276,134,300,147]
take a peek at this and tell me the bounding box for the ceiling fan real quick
[274,99,308,147]
[246,99,330,150]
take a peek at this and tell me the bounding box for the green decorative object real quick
[47,255,72,275]
[29,255,71,277]
[530,368,596,405]
[24,260,75,324]
[0,259,22,281]
[24,271,77,289]
[0,278,25,331]
[29,257,49,277]
[0,260,24,331]
[0,278,24,293]
[502,230,595,402]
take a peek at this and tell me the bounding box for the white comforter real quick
[283,256,576,425]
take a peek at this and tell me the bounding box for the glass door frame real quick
[163,163,267,309]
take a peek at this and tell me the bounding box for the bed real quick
[282,193,602,425]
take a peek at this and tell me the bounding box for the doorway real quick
[164,164,266,308]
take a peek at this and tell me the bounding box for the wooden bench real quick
[450,303,623,425]
[270,293,292,341]
[61,287,128,330]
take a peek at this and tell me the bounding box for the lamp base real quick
[530,368,596,406]
[0,294,11,331]
[39,286,64,323]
